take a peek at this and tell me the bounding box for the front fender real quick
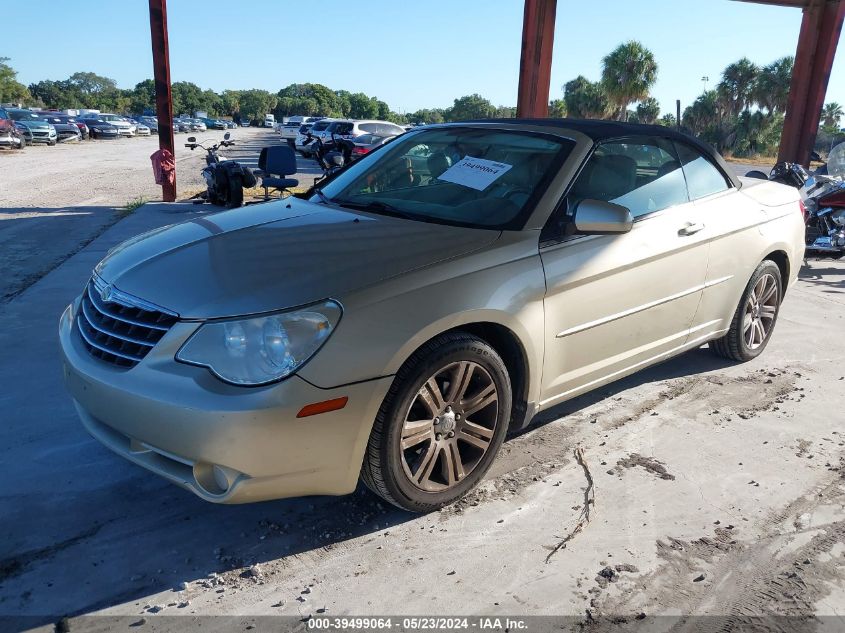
[297,233,546,407]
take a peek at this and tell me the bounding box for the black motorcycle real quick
[311,133,354,180]
[186,132,256,208]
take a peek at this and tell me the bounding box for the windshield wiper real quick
[332,199,418,220]
[312,187,332,204]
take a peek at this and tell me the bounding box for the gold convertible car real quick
[59,120,805,512]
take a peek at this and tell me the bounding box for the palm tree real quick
[601,41,658,121]
[822,102,844,128]
[717,58,759,116]
[636,97,661,124]
[563,76,610,119]
[682,90,730,151]
[753,57,793,114]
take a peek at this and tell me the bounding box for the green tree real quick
[601,41,658,120]
[682,90,730,151]
[447,94,495,121]
[221,90,242,116]
[636,97,661,124]
[821,102,843,129]
[548,99,567,118]
[734,111,784,156]
[0,58,31,104]
[494,105,516,118]
[717,57,759,116]
[238,89,278,121]
[130,79,156,114]
[348,92,379,119]
[408,108,445,124]
[563,76,609,119]
[171,81,206,115]
[658,113,676,127]
[28,79,76,109]
[753,57,793,114]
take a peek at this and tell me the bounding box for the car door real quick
[538,137,711,407]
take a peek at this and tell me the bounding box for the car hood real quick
[95,198,501,319]
[18,120,50,129]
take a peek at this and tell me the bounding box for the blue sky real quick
[6,0,844,115]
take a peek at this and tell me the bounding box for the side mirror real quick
[187,136,196,143]
[224,132,231,140]
[573,199,634,235]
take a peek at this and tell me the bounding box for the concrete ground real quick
[0,195,843,632]
[0,127,319,303]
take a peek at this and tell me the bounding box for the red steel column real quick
[149,0,176,202]
[779,0,845,165]
[516,0,557,118]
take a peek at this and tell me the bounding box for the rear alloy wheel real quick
[710,260,782,362]
[362,333,511,512]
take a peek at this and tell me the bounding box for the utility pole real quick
[701,76,709,94]
[149,0,176,202]
[676,100,681,133]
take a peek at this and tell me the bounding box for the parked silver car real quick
[60,120,804,512]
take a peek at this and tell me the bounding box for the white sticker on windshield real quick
[437,156,513,191]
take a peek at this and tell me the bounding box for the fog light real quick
[193,463,240,496]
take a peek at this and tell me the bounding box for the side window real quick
[360,122,378,134]
[675,142,731,200]
[570,138,689,218]
[541,137,689,243]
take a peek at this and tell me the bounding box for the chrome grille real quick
[76,276,178,367]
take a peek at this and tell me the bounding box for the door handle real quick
[678,222,705,236]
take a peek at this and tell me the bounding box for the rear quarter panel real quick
[694,181,803,335]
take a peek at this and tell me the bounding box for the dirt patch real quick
[0,524,103,582]
[592,465,845,628]
[610,453,676,481]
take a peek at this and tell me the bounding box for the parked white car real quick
[127,119,151,136]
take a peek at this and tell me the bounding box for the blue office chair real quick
[257,145,299,199]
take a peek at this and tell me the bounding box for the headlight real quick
[176,300,342,386]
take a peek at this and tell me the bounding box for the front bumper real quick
[0,132,23,147]
[30,129,56,143]
[59,298,393,503]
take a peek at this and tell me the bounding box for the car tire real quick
[710,260,782,362]
[361,332,511,513]
[48,139,56,146]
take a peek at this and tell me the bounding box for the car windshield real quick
[319,127,574,230]
[100,115,120,121]
[10,110,40,121]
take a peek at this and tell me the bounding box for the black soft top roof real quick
[452,117,741,188]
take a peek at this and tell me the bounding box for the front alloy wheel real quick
[362,333,511,512]
[400,361,498,492]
